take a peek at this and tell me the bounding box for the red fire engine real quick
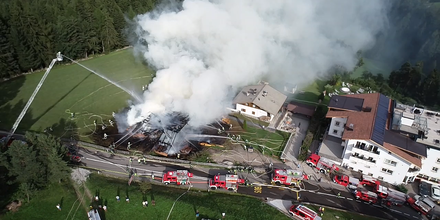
[288,204,322,220]
[355,188,378,204]
[333,175,349,187]
[272,169,308,186]
[359,175,378,187]
[66,152,81,163]
[407,195,436,215]
[375,185,406,206]
[305,154,339,174]
[162,170,193,185]
[209,174,245,192]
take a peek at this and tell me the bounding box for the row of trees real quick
[0,133,71,203]
[367,0,440,71]
[0,0,158,78]
[330,60,440,109]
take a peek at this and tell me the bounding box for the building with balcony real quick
[391,104,440,185]
[324,93,427,184]
[233,83,287,122]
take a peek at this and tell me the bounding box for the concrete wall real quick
[328,117,347,138]
[343,139,411,184]
[418,148,440,183]
[236,103,273,121]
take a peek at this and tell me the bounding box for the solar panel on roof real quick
[372,94,389,145]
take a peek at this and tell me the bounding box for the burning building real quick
[118,112,192,157]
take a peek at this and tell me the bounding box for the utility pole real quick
[5,52,63,144]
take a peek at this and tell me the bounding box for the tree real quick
[420,69,440,106]
[25,133,70,184]
[0,132,71,202]
[1,141,44,188]
[357,57,364,67]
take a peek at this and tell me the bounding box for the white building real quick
[233,83,287,122]
[324,93,426,184]
[391,104,440,185]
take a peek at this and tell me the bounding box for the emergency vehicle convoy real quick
[305,154,339,174]
[162,170,193,185]
[288,204,322,220]
[272,169,308,186]
[209,174,245,192]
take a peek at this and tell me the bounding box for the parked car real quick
[431,185,440,204]
[420,181,432,197]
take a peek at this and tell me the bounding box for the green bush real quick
[395,184,408,193]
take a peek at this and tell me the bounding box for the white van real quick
[347,177,360,190]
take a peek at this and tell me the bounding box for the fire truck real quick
[375,185,406,206]
[354,187,378,204]
[305,154,339,174]
[359,175,379,187]
[288,204,322,220]
[333,175,350,187]
[162,170,193,185]
[66,147,81,163]
[209,174,245,192]
[272,169,307,186]
[407,195,436,215]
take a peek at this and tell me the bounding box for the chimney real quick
[246,92,249,96]
[348,124,354,130]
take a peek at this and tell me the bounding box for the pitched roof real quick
[328,95,364,112]
[233,84,287,115]
[326,93,381,141]
[382,142,422,167]
[383,130,427,157]
[286,102,316,117]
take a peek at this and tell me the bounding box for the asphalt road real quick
[78,148,423,220]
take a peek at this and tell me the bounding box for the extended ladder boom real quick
[5,52,62,143]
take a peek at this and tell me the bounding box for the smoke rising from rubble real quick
[125,0,389,128]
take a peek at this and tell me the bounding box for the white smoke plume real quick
[126,0,389,128]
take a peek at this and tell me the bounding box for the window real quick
[368,173,373,176]
[382,168,393,175]
[358,170,363,173]
[333,130,338,134]
[378,176,384,180]
[252,111,255,115]
[384,159,397,166]
[437,158,440,163]
[335,121,340,126]
[241,109,246,112]
[365,165,370,168]
[350,161,357,164]
[433,167,439,173]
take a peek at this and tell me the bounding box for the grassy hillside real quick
[352,57,393,78]
[0,49,154,141]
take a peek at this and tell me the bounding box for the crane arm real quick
[5,52,62,143]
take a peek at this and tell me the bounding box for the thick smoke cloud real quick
[126,0,389,128]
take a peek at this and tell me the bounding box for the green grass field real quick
[2,183,84,220]
[289,79,330,104]
[2,174,290,220]
[0,49,153,141]
[307,205,381,220]
[352,57,392,78]
[85,174,289,220]
[239,125,289,157]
